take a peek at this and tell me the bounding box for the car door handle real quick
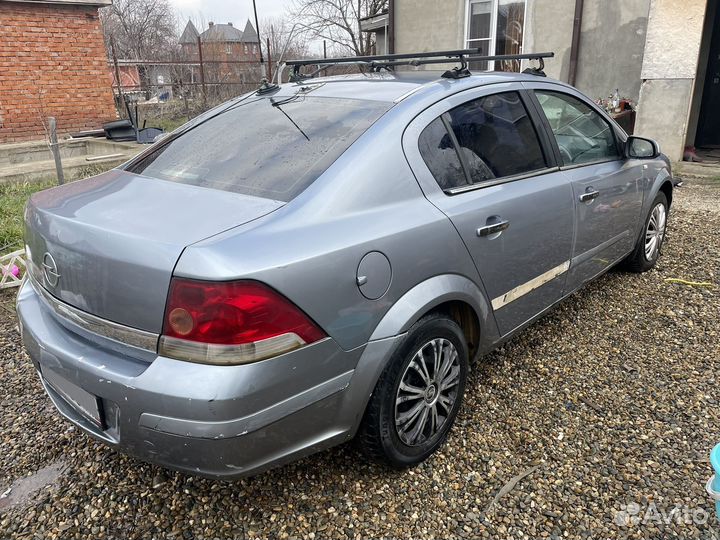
[579,189,600,203]
[476,219,510,237]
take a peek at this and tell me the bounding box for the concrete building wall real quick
[523,0,574,82]
[526,0,650,102]
[393,0,705,161]
[573,1,650,102]
[395,0,465,53]
[394,0,650,102]
[0,1,117,143]
[635,0,708,160]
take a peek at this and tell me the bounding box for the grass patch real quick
[0,163,116,252]
[149,116,189,134]
[0,181,57,252]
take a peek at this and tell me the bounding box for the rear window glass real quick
[127,96,389,201]
[418,117,468,190]
[445,92,547,182]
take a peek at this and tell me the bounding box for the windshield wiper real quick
[270,94,304,108]
[270,97,310,141]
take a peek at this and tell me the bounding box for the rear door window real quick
[446,92,547,182]
[127,96,389,202]
[418,118,469,190]
[418,91,548,192]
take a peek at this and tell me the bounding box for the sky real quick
[169,0,294,29]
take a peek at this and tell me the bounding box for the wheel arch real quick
[369,273,495,354]
[341,274,496,438]
[659,178,673,208]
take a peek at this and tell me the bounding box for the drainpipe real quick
[568,0,584,86]
[388,0,395,54]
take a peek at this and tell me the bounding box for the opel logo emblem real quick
[42,252,60,288]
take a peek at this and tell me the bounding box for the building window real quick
[465,0,526,71]
[226,44,232,55]
[244,44,249,54]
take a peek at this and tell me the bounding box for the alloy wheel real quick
[645,202,667,261]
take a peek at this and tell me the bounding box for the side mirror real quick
[626,136,660,159]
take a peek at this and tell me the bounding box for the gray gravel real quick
[1,178,720,539]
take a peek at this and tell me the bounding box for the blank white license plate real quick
[43,368,102,427]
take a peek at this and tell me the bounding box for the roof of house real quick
[240,19,259,43]
[360,12,389,32]
[179,20,200,45]
[200,22,244,43]
[180,19,259,45]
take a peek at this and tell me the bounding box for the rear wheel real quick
[357,313,468,467]
[624,191,668,273]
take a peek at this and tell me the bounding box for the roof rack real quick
[283,50,554,81]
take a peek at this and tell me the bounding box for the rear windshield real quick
[127,95,390,201]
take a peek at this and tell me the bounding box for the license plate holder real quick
[42,368,103,428]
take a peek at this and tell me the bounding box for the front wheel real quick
[623,191,668,273]
[357,313,469,468]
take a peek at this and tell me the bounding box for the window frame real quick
[420,89,560,195]
[525,86,628,171]
[463,0,528,71]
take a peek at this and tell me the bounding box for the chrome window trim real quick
[444,166,561,195]
[558,157,623,171]
[29,274,159,352]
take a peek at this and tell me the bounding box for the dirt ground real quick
[1,177,719,539]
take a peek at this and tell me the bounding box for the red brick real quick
[0,2,117,142]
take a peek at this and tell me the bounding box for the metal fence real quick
[109,37,272,130]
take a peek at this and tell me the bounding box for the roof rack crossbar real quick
[285,50,554,80]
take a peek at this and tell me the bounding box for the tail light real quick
[158,278,326,365]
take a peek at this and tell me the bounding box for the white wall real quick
[635,0,708,160]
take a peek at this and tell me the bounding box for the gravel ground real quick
[1,178,719,539]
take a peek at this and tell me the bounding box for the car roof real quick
[272,70,565,103]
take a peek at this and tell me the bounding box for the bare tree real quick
[292,0,387,56]
[263,16,311,63]
[100,0,177,60]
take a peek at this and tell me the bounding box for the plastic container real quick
[706,444,720,521]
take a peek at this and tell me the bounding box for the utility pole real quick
[266,37,272,80]
[197,36,207,107]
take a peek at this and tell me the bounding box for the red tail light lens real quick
[159,278,326,365]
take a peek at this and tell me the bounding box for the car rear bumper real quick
[16,279,400,478]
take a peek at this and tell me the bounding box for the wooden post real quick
[323,40,327,59]
[266,37,272,81]
[48,117,65,186]
[197,36,207,106]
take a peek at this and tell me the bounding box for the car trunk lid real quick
[24,169,283,334]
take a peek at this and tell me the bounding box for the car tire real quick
[357,312,469,468]
[623,191,668,273]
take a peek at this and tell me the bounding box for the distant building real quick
[179,20,261,84]
[360,10,390,55]
[0,0,117,143]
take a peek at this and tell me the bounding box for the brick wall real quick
[0,2,117,143]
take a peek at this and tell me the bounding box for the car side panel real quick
[400,82,576,336]
[174,106,495,352]
[561,161,644,289]
[521,82,645,289]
